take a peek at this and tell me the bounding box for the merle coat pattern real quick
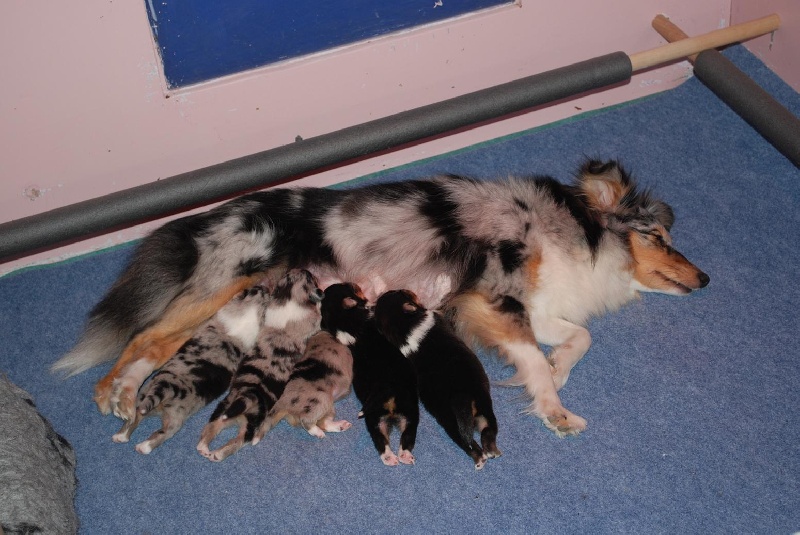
[376,289,500,470]
[256,328,354,441]
[56,160,709,439]
[111,283,271,453]
[196,269,323,462]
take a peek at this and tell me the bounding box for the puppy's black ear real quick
[402,301,418,314]
[343,297,358,309]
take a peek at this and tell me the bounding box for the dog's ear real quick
[343,297,358,309]
[578,160,629,212]
[646,200,675,231]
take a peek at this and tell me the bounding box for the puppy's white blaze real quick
[264,301,311,329]
[217,304,261,349]
[400,310,436,357]
[336,331,356,346]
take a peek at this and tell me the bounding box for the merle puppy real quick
[112,283,270,453]
[322,283,419,467]
[256,328,354,441]
[197,269,323,462]
[375,289,501,470]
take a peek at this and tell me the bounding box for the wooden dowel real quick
[648,13,800,167]
[652,14,698,62]
[629,14,780,71]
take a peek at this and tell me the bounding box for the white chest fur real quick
[216,304,261,350]
[263,300,312,330]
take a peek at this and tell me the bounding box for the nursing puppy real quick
[376,290,500,470]
[197,269,322,462]
[112,283,271,453]
[323,283,419,466]
[57,159,709,438]
[256,328,354,441]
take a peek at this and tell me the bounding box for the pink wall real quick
[0,0,780,276]
[733,0,800,90]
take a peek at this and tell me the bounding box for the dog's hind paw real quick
[135,441,154,455]
[111,431,130,444]
[380,447,399,466]
[398,448,415,465]
[474,454,488,470]
[306,425,326,439]
[320,418,351,433]
[93,378,114,415]
[109,382,137,421]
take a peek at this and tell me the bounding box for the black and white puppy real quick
[375,289,501,470]
[321,283,419,467]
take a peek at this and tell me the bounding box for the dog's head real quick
[321,282,371,336]
[577,160,709,295]
[374,289,428,348]
[272,268,325,307]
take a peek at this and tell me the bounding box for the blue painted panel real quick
[145,0,514,88]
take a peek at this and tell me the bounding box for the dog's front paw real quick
[543,409,587,438]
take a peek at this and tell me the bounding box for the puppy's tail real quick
[137,379,179,415]
[252,408,286,444]
[51,217,203,377]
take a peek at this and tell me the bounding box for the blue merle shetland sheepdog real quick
[53,159,709,437]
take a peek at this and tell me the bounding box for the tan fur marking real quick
[94,273,267,406]
[629,233,705,292]
[383,397,397,414]
[524,251,542,292]
[449,291,536,349]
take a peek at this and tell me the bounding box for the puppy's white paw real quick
[380,447,399,466]
[398,448,415,465]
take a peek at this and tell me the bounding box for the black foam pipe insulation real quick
[0,52,632,261]
[694,49,800,167]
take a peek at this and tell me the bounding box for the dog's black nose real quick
[698,272,710,288]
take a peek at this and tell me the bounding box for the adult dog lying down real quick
[53,159,709,437]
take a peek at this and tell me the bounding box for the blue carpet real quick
[1,46,798,534]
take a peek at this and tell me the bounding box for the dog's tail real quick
[51,215,208,377]
[251,407,287,445]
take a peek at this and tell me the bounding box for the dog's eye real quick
[641,230,667,247]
